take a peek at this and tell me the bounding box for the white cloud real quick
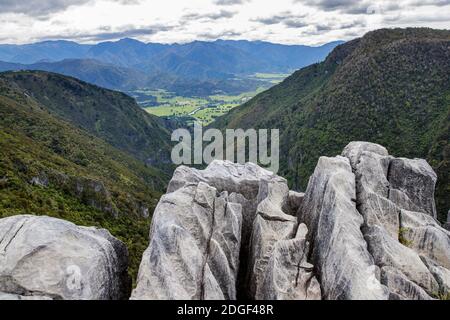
[0,0,448,45]
[0,0,92,16]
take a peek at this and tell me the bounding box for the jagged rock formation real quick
[1,142,447,300]
[0,215,130,300]
[132,161,321,300]
[297,141,449,300]
[130,181,243,300]
[260,223,321,300]
[300,155,389,300]
[134,142,449,300]
[333,141,448,300]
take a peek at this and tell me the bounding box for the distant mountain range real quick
[212,28,450,223]
[0,39,343,95]
[0,59,149,90]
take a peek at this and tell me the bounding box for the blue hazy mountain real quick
[0,59,149,90]
[0,40,90,64]
[0,38,343,95]
[0,58,264,95]
[85,38,169,68]
[213,39,344,72]
[0,38,343,75]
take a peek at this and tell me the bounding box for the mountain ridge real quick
[0,71,173,278]
[0,70,173,169]
[212,28,450,223]
[0,39,343,96]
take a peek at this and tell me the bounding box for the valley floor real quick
[134,73,288,125]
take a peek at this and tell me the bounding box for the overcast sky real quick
[0,0,449,45]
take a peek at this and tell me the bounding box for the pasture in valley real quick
[130,73,288,125]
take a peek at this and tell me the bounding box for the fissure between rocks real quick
[199,196,216,300]
[0,218,27,253]
[295,251,307,287]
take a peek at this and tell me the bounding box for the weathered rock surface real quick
[300,156,388,300]
[131,182,242,300]
[247,179,298,299]
[260,224,321,300]
[421,257,450,295]
[380,267,433,300]
[0,292,53,300]
[167,161,283,272]
[400,210,450,269]
[133,143,448,300]
[340,142,448,299]
[133,161,320,300]
[364,225,439,295]
[0,215,130,300]
[388,158,437,218]
[342,142,399,239]
[167,160,278,199]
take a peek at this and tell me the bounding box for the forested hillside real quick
[213,28,450,222]
[0,72,172,279]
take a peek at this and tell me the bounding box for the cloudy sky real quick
[0,0,449,45]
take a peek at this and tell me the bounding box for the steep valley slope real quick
[0,72,172,280]
[212,28,450,222]
[0,71,173,170]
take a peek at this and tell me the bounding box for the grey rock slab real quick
[421,256,450,296]
[380,267,434,300]
[131,182,242,300]
[167,160,282,199]
[0,292,53,300]
[342,141,389,169]
[342,141,445,299]
[388,158,437,218]
[342,143,399,238]
[259,224,321,300]
[301,156,388,300]
[247,179,297,299]
[400,209,450,269]
[364,225,439,296]
[0,215,130,300]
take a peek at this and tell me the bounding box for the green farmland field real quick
[128,74,288,125]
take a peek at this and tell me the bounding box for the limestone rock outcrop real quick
[131,181,243,300]
[246,179,309,299]
[300,156,389,300]
[132,161,321,300]
[0,215,130,300]
[340,142,449,299]
[259,224,321,300]
[134,146,449,300]
[6,141,445,300]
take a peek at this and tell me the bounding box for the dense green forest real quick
[0,73,170,280]
[213,28,450,222]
